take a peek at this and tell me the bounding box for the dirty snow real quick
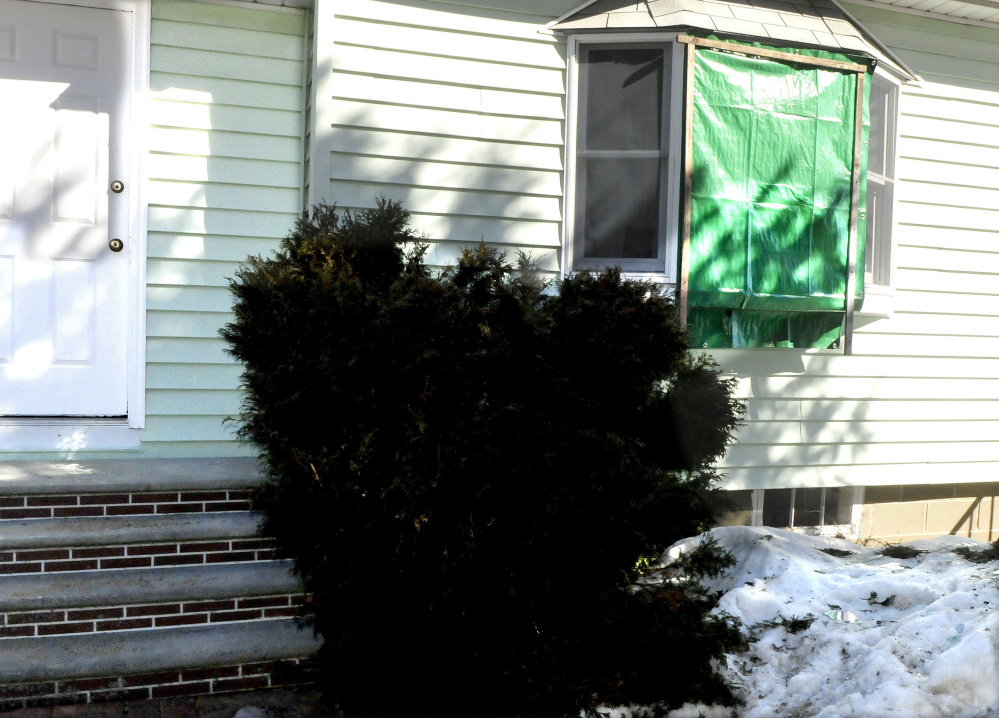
[661,526,999,718]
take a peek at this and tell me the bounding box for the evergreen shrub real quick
[222,200,746,715]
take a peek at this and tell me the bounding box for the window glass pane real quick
[823,487,854,526]
[584,48,663,151]
[582,158,659,258]
[762,489,792,527]
[793,488,823,527]
[865,179,893,284]
[868,74,898,179]
[716,490,754,527]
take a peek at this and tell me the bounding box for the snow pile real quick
[667,526,999,718]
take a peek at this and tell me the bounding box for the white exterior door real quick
[0,0,131,416]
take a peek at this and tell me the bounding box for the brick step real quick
[0,620,321,711]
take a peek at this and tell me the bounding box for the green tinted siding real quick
[144,0,307,457]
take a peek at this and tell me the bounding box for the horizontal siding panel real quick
[329,180,562,222]
[147,258,242,288]
[856,312,999,338]
[897,158,999,190]
[905,79,999,107]
[331,44,564,95]
[331,154,563,197]
[736,419,999,445]
[138,441,257,459]
[429,242,559,272]
[895,289,999,317]
[895,267,999,295]
[151,74,302,112]
[330,72,564,120]
[329,128,563,171]
[720,462,999,490]
[147,208,296,239]
[743,398,999,423]
[148,181,301,214]
[149,128,301,162]
[143,416,238,443]
[332,16,563,69]
[147,286,237,314]
[900,137,999,170]
[897,182,999,213]
[152,45,303,86]
[146,390,243,416]
[151,19,305,60]
[711,351,999,380]
[146,364,243,391]
[903,115,999,149]
[152,0,305,35]
[858,22,999,65]
[896,224,999,253]
[148,155,302,189]
[888,48,999,89]
[896,246,999,277]
[147,311,233,339]
[147,338,233,364]
[147,234,282,262]
[149,100,302,137]
[336,0,563,41]
[850,334,999,358]
[330,100,563,145]
[902,93,999,125]
[733,375,999,400]
[721,440,999,469]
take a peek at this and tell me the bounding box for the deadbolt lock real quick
[110,180,124,193]
[109,238,124,252]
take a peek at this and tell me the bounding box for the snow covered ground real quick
[662,526,999,718]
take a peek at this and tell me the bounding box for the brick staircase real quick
[0,459,321,713]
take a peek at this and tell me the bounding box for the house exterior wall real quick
[143,0,308,458]
[715,4,999,494]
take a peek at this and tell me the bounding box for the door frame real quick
[0,0,148,452]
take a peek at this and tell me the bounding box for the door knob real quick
[109,238,124,252]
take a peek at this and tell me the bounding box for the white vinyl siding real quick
[717,4,999,491]
[143,0,307,457]
[323,0,567,273]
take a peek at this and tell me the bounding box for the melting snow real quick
[661,526,999,718]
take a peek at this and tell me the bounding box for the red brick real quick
[53,506,105,518]
[97,618,152,632]
[237,596,288,609]
[60,676,121,692]
[0,626,34,638]
[206,501,250,512]
[183,600,234,613]
[107,505,154,516]
[205,551,255,564]
[15,549,70,562]
[80,494,129,505]
[101,557,152,570]
[0,552,12,562]
[133,492,179,504]
[37,622,94,636]
[180,542,227,553]
[227,490,252,501]
[230,539,270,551]
[255,550,276,560]
[181,666,240,682]
[89,686,150,702]
[239,662,274,676]
[127,604,181,617]
[209,609,262,622]
[73,546,125,559]
[155,614,206,627]
[0,563,41,574]
[263,607,300,618]
[156,504,203,514]
[45,560,99,572]
[0,497,25,508]
[180,491,227,502]
[154,554,204,567]
[67,607,124,621]
[122,671,180,688]
[0,508,52,519]
[24,692,87,709]
[0,682,56,699]
[26,495,78,507]
[8,610,65,624]
[126,544,177,556]
[213,675,269,693]
[151,682,210,699]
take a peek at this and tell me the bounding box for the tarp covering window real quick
[686,43,870,349]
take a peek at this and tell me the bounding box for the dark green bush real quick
[222,200,746,715]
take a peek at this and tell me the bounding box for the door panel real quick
[0,0,131,416]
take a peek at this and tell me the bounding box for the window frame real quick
[563,34,685,281]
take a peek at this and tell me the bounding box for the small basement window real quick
[759,487,859,532]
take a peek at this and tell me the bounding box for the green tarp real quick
[686,42,870,349]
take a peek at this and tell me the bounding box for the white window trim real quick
[562,33,684,283]
[1,0,150,452]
